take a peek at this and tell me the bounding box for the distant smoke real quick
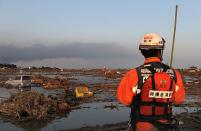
[0,43,138,63]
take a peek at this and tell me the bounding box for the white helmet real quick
[139,33,165,50]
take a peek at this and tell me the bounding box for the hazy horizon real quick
[0,0,200,68]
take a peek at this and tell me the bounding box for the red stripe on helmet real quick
[144,36,153,39]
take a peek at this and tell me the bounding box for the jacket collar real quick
[144,57,161,64]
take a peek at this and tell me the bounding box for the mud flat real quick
[68,111,201,131]
[67,120,201,131]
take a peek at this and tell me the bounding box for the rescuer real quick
[117,33,185,131]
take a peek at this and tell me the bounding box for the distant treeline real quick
[0,63,17,68]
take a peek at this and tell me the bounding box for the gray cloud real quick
[0,43,139,63]
[1,43,198,68]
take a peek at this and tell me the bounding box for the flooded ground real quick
[0,69,201,130]
[0,101,129,131]
[42,102,129,131]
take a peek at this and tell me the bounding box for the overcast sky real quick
[0,0,200,68]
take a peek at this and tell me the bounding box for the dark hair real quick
[140,49,161,58]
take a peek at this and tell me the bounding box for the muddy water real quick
[0,88,11,100]
[42,102,129,130]
[72,75,120,85]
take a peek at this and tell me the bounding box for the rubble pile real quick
[31,75,45,85]
[43,78,68,89]
[0,91,70,120]
[103,70,122,79]
[32,75,69,89]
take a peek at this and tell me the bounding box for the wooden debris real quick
[0,91,70,120]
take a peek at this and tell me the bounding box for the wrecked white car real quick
[5,75,31,89]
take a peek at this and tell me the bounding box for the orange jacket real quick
[117,57,185,130]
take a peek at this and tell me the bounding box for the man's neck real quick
[144,57,161,64]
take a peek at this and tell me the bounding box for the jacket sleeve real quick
[117,69,138,106]
[172,69,185,105]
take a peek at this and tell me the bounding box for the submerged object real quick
[74,86,93,98]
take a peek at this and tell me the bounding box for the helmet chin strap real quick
[156,49,163,61]
[160,50,163,61]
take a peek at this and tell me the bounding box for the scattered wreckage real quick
[0,91,70,120]
[74,86,93,98]
[5,75,31,90]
